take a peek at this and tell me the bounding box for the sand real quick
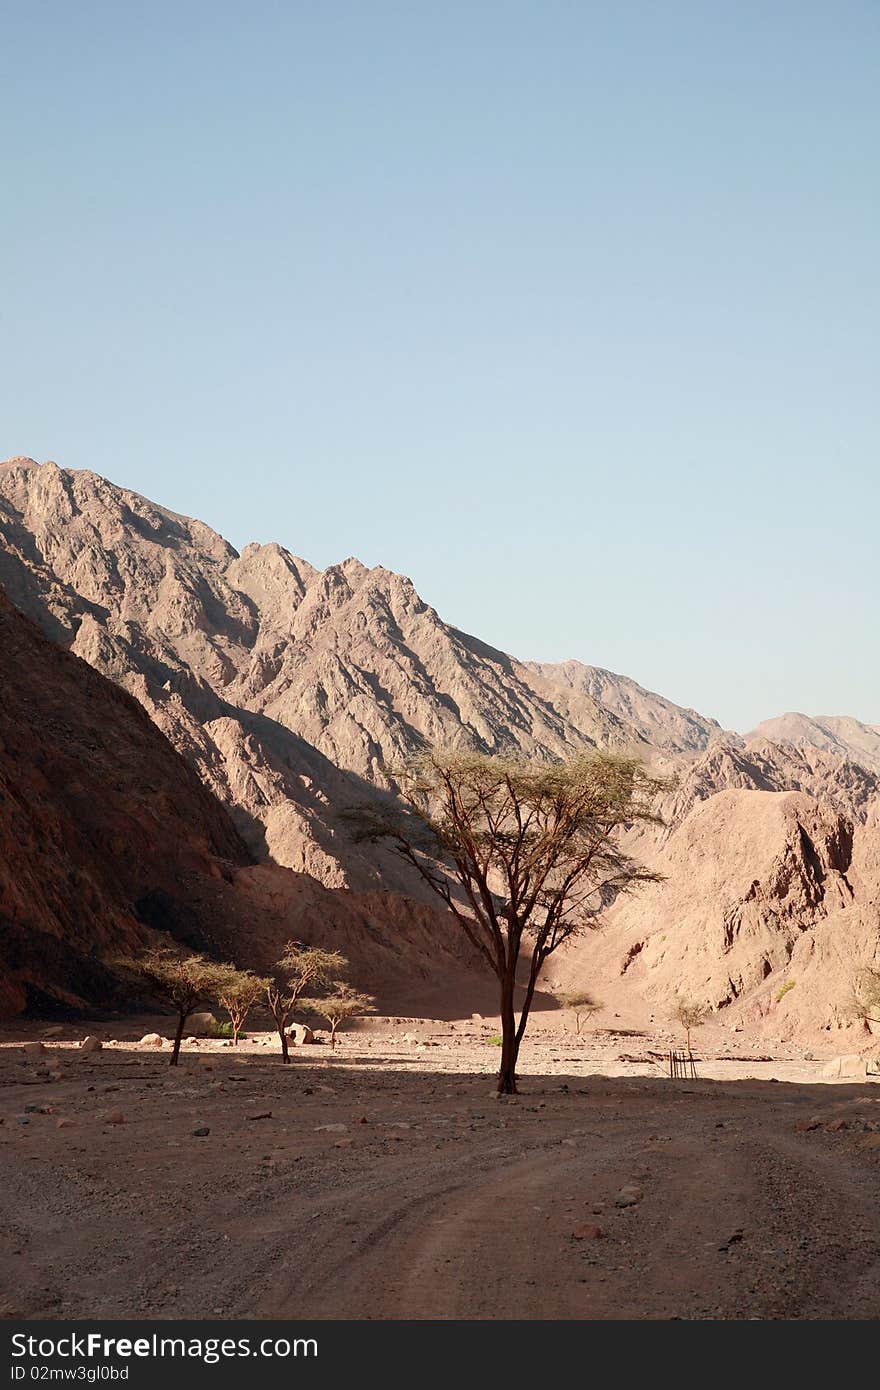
[2,1017,879,1322]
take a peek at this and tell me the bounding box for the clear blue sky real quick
[2,2,877,731]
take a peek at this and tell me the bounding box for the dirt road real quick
[2,1028,879,1321]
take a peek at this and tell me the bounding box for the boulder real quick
[22,1042,45,1058]
[821,1055,868,1080]
[140,1033,164,1047]
[287,1023,314,1045]
[615,1184,644,1208]
[186,1012,217,1037]
[79,1036,102,1054]
[572,1224,605,1240]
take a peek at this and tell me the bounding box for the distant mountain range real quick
[1,455,877,1033]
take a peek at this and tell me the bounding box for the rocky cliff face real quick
[0,458,699,890]
[654,739,880,838]
[557,774,880,1037]
[0,587,251,1013]
[0,587,471,1016]
[605,790,859,1003]
[2,456,877,1034]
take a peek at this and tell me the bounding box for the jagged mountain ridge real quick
[0,458,716,890]
[2,456,878,1035]
[746,712,880,775]
[523,659,722,753]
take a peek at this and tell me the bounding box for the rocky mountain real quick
[746,713,880,775]
[0,458,704,891]
[0,586,250,1013]
[0,586,471,1016]
[522,659,721,753]
[557,783,880,1038]
[652,739,880,842]
[1,456,877,1036]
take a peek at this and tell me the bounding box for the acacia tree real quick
[213,967,269,1045]
[672,997,707,1055]
[301,982,376,1047]
[120,949,230,1066]
[557,988,601,1035]
[343,751,664,1093]
[266,944,347,1063]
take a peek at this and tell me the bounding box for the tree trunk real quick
[497,971,518,1094]
[513,947,542,1056]
[278,1026,290,1063]
[232,1022,240,1047]
[170,1009,186,1067]
[330,1024,337,1049]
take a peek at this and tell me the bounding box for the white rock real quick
[615,1184,644,1208]
[821,1054,868,1080]
[287,1023,314,1045]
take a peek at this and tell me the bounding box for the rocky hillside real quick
[653,739,880,840]
[522,659,721,753]
[2,456,877,1036]
[556,757,880,1038]
[0,587,471,1016]
[0,587,251,1013]
[746,713,880,774]
[0,458,710,888]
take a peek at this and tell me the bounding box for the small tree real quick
[672,997,707,1056]
[343,750,664,1093]
[266,943,347,1063]
[557,988,601,1035]
[119,950,230,1066]
[301,982,376,1048]
[213,967,269,1046]
[851,967,880,1027]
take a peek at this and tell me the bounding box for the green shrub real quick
[775,980,796,1003]
[208,1020,235,1038]
[487,1035,503,1046]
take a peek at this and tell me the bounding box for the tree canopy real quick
[266,943,348,1063]
[118,948,232,1065]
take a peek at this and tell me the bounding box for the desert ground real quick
[2,1014,879,1322]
